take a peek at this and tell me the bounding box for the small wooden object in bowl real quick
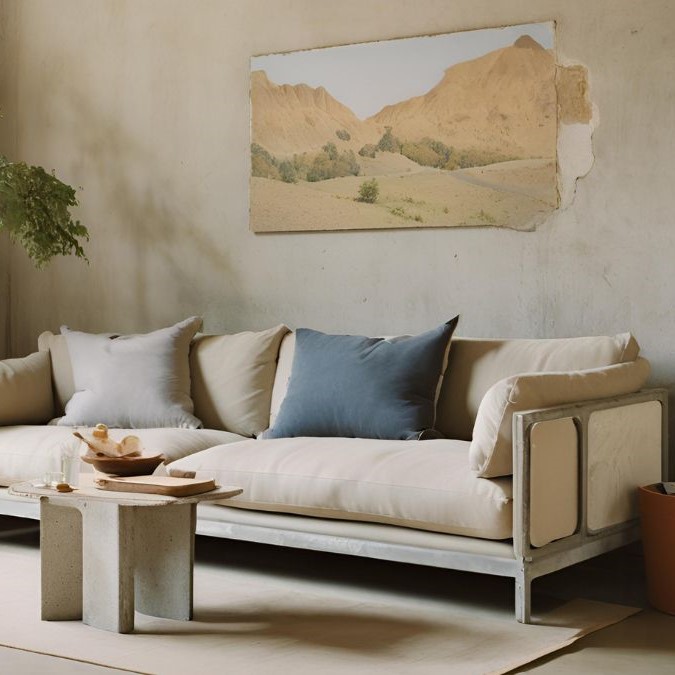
[81,454,165,477]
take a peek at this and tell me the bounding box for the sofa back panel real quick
[270,332,639,441]
[41,326,639,440]
[189,325,289,436]
[435,333,639,441]
[37,331,74,416]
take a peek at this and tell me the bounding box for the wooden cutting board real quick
[95,475,217,497]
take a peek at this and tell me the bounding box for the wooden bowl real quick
[81,454,165,477]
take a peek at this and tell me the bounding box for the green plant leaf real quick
[0,155,89,269]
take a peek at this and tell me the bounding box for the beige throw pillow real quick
[470,358,651,478]
[0,351,54,425]
[190,325,289,437]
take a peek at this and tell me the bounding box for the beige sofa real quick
[0,327,667,622]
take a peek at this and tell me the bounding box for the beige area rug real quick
[0,539,638,675]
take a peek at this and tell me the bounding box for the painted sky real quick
[252,22,554,120]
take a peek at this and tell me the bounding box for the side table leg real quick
[41,500,83,620]
[135,503,195,620]
[82,502,135,633]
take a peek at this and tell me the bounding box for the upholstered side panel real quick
[587,401,662,531]
[529,417,579,547]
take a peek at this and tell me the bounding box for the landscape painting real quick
[250,22,557,232]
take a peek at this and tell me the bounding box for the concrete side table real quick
[9,476,242,633]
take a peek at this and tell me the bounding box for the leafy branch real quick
[0,155,89,269]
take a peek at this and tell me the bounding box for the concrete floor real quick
[1,515,674,674]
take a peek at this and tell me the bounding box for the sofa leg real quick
[515,568,532,623]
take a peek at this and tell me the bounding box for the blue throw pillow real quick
[264,317,458,440]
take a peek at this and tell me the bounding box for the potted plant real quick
[0,154,89,268]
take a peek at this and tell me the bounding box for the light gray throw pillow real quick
[58,317,203,429]
[264,317,458,440]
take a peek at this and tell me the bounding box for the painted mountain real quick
[251,70,378,157]
[250,31,559,232]
[371,35,556,160]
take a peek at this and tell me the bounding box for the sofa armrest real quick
[471,359,652,478]
[0,352,55,425]
[512,388,668,557]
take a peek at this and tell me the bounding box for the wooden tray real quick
[94,475,217,497]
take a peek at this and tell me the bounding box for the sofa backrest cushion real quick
[263,319,458,441]
[189,324,289,436]
[470,357,651,477]
[0,351,54,425]
[57,317,203,429]
[436,333,639,441]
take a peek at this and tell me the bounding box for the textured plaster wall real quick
[0,236,7,360]
[0,0,16,359]
[2,1,675,420]
[0,233,7,360]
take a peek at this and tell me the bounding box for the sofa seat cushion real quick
[170,437,513,539]
[0,426,247,487]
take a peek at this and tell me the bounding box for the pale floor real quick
[1,516,674,675]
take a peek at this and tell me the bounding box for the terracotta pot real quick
[638,484,675,614]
